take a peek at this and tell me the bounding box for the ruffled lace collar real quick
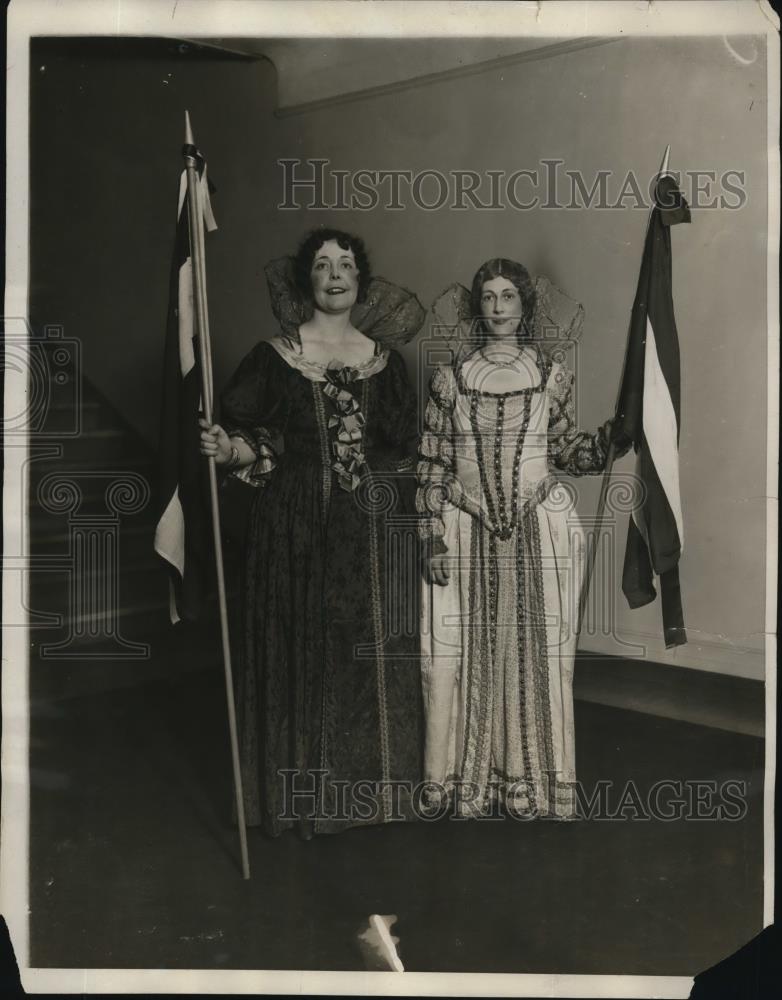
[265,256,426,348]
[269,336,389,382]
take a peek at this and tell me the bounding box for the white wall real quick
[37,35,768,679]
[236,34,768,679]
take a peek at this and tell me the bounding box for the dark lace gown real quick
[220,337,423,837]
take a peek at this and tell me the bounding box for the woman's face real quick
[480,276,523,340]
[309,239,360,314]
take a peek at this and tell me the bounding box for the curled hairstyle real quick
[469,258,536,343]
[293,227,372,304]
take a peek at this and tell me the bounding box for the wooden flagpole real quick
[576,145,670,638]
[183,111,251,880]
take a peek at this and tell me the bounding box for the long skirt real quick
[420,492,585,818]
[236,456,423,837]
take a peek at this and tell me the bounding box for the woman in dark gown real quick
[200,229,425,837]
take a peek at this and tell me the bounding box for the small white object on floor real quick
[358,913,404,972]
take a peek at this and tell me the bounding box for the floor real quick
[28,661,765,976]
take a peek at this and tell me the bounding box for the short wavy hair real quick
[469,258,536,343]
[293,227,372,304]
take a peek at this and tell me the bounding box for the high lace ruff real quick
[264,256,426,348]
[431,274,585,364]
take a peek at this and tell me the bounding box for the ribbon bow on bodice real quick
[322,364,367,492]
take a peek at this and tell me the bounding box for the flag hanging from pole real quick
[153,143,217,624]
[614,173,690,649]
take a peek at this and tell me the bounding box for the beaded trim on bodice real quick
[458,346,552,538]
[469,392,535,540]
[456,344,551,397]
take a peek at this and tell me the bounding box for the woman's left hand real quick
[600,418,633,459]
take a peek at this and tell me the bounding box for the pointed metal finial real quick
[659,144,671,177]
[184,109,194,147]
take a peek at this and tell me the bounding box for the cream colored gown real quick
[417,345,608,817]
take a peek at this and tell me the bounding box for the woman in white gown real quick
[417,258,627,819]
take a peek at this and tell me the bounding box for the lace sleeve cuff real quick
[418,518,449,555]
[416,473,456,546]
[420,532,448,557]
[226,427,278,486]
[553,433,608,475]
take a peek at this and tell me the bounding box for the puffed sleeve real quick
[378,349,419,464]
[416,366,458,553]
[220,341,289,486]
[547,359,609,475]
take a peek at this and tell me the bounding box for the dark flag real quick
[615,174,690,648]
[153,150,217,623]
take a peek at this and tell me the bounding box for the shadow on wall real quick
[29,36,279,449]
[27,34,769,677]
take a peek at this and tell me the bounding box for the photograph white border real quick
[3,1,778,996]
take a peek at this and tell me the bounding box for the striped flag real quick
[615,173,690,648]
[153,148,217,623]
